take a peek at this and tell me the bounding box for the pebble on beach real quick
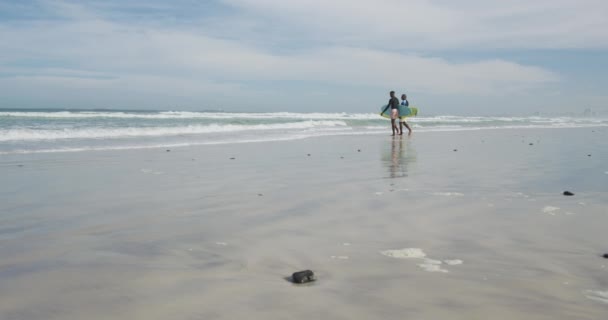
[307,154,311,156]
[603,253,608,259]
[357,149,361,152]
[529,143,534,146]
[453,149,458,152]
[291,270,315,284]
[588,154,592,157]
[166,149,171,152]
[230,157,235,160]
[563,191,575,196]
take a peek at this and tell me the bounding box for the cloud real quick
[221,0,608,50]
[1,2,558,87]
[0,0,582,111]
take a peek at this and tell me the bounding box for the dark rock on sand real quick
[529,143,534,146]
[257,193,263,197]
[166,149,171,152]
[453,149,458,152]
[357,149,361,152]
[307,154,311,156]
[17,164,24,167]
[229,157,235,160]
[603,253,608,259]
[291,270,315,284]
[588,154,592,157]
[563,191,574,196]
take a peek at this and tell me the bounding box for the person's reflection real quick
[383,136,416,179]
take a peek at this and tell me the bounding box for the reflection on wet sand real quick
[382,136,417,179]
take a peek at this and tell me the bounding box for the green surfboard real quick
[380,104,418,120]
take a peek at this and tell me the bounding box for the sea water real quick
[1,109,607,154]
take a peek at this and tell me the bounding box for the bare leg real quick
[403,121,413,135]
[391,119,397,136]
[399,122,404,135]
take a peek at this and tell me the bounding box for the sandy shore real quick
[1,127,607,319]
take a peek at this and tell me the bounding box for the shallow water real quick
[1,127,607,319]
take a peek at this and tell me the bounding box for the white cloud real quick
[221,0,608,49]
[7,0,604,112]
[0,2,558,95]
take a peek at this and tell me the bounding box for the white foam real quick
[140,168,164,175]
[584,290,608,304]
[432,192,464,197]
[0,111,381,120]
[381,248,462,273]
[374,192,383,196]
[215,242,228,246]
[330,255,349,260]
[0,120,348,142]
[542,206,560,215]
[380,248,427,259]
[418,260,449,273]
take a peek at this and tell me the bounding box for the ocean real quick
[1,109,607,154]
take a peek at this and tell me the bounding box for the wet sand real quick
[1,127,607,319]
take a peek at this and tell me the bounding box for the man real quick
[399,94,413,135]
[385,91,400,136]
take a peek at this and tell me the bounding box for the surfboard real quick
[379,104,418,120]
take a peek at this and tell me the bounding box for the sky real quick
[0,0,607,115]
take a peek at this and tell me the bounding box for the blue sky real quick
[1,0,607,115]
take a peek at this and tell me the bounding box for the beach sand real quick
[1,127,607,319]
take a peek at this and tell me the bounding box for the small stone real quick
[257,193,263,196]
[17,164,24,167]
[603,253,608,259]
[230,157,235,160]
[307,154,311,156]
[166,149,171,152]
[340,156,344,159]
[357,149,361,152]
[563,191,574,196]
[291,270,315,284]
[588,154,592,157]
[453,149,458,152]
[529,143,533,146]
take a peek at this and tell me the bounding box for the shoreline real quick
[2,125,607,156]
